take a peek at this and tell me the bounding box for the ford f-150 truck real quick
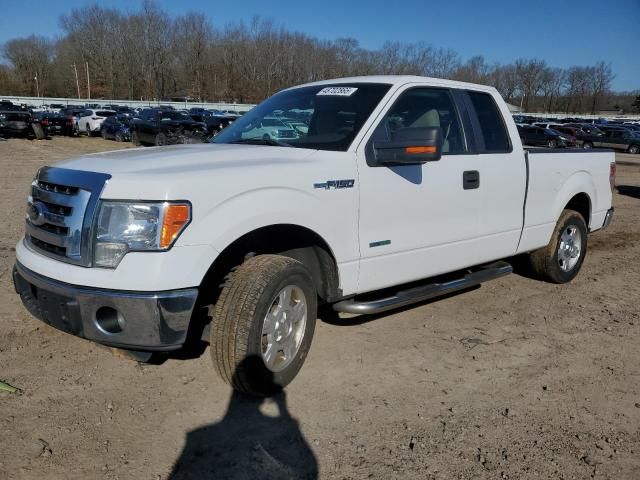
[13,76,615,396]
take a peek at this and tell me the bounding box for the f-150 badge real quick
[313,179,355,190]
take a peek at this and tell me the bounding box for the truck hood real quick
[56,143,316,176]
[54,143,322,201]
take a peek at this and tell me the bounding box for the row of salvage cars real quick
[514,116,640,154]
[0,101,251,147]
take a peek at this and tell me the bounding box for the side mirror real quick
[373,127,443,165]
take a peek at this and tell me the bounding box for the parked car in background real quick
[566,123,605,136]
[33,111,75,136]
[549,125,585,147]
[76,109,117,136]
[200,110,237,136]
[598,128,640,154]
[100,114,131,142]
[47,104,66,113]
[240,116,299,142]
[60,107,85,133]
[113,106,136,117]
[0,102,46,139]
[130,108,207,146]
[548,128,579,147]
[188,107,209,122]
[517,125,567,148]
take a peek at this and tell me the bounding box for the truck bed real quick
[517,148,614,254]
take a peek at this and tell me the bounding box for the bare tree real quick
[588,61,614,114]
[515,58,547,111]
[0,2,627,113]
[3,35,54,96]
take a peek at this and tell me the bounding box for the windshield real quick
[212,83,391,151]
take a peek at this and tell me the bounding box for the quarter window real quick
[467,91,511,153]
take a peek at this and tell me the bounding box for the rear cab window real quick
[466,91,512,153]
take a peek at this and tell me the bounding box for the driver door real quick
[356,86,482,294]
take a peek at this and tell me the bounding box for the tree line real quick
[1,1,638,114]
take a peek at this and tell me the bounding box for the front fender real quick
[182,185,361,294]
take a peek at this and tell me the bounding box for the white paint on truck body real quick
[16,75,614,296]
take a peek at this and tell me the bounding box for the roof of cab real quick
[291,75,497,93]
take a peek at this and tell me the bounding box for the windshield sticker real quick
[316,87,358,97]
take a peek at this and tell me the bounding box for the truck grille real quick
[24,167,111,266]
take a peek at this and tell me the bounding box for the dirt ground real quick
[0,136,639,480]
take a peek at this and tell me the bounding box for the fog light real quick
[95,306,124,334]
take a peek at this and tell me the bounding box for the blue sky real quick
[1,0,638,91]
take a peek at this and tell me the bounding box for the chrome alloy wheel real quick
[261,285,307,372]
[558,225,582,272]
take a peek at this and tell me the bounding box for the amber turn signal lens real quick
[405,146,436,154]
[160,203,190,249]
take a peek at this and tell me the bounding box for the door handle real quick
[463,170,480,190]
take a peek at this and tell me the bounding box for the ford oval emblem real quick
[27,201,47,226]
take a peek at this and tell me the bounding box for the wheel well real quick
[565,193,591,227]
[199,224,340,308]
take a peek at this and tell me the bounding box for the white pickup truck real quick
[14,76,615,396]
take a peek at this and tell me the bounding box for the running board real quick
[333,261,512,315]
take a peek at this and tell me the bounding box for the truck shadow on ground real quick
[616,185,640,199]
[169,357,318,480]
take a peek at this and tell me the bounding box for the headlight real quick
[94,201,191,268]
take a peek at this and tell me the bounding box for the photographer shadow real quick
[169,357,318,480]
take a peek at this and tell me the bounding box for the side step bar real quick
[333,261,513,315]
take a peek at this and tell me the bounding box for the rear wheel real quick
[210,255,317,396]
[528,210,588,283]
[131,131,141,146]
[115,131,124,142]
[583,141,593,149]
[547,139,558,149]
[629,145,640,154]
[85,124,92,137]
[101,129,108,139]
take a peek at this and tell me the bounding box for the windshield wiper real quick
[228,137,292,147]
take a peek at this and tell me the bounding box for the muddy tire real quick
[210,255,317,396]
[131,131,141,146]
[528,210,588,284]
[32,123,46,140]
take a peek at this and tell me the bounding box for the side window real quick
[467,91,511,153]
[370,88,465,155]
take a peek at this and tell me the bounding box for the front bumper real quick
[13,262,198,352]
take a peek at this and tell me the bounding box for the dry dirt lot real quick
[0,136,639,480]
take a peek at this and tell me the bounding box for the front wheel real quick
[583,141,593,149]
[131,131,141,146]
[548,139,558,149]
[210,255,317,396]
[629,145,640,155]
[528,210,588,283]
